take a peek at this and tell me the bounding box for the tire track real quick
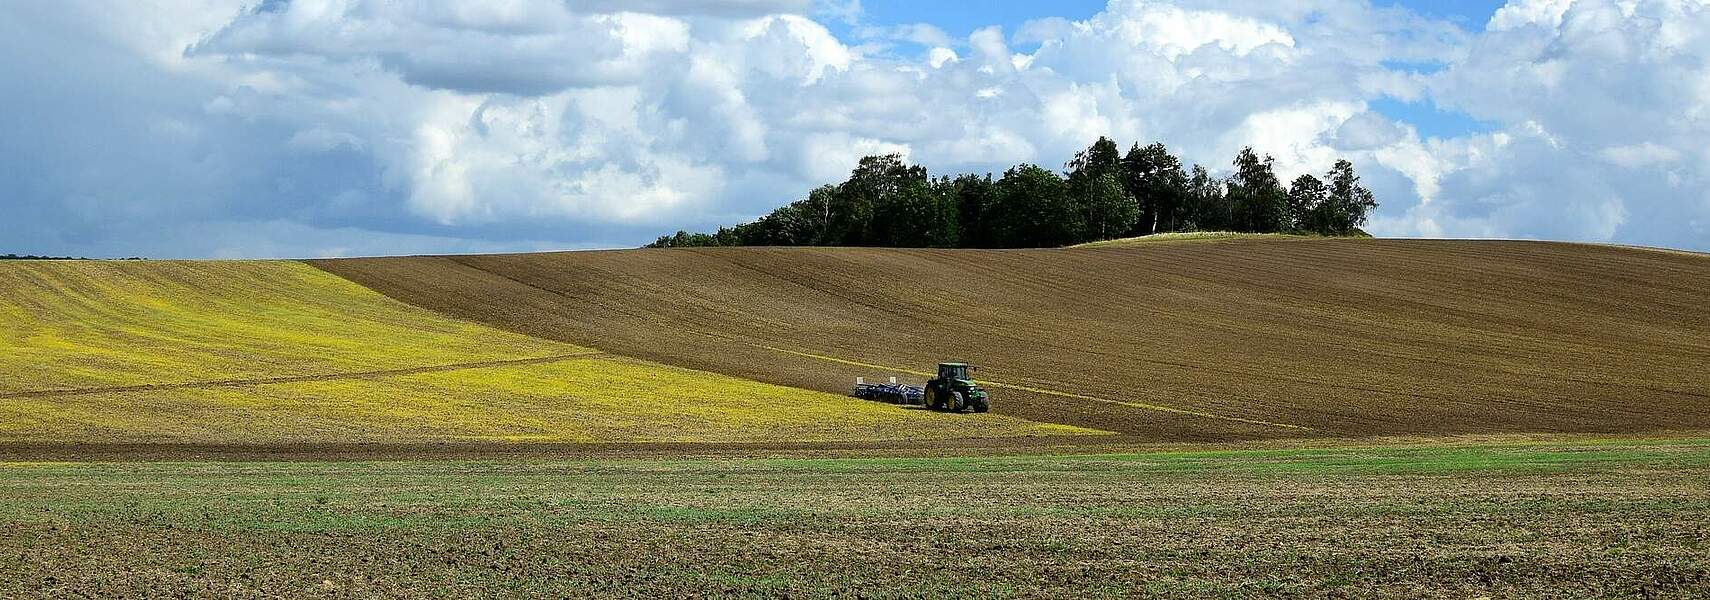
[2,351,607,400]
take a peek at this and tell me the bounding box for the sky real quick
[2,0,1707,258]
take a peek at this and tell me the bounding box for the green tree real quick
[835,154,928,245]
[1084,173,1139,241]
[1067,137,1126,243]
[749,191,830,245]
[944,173,1000,248]
[1179,164,1228,231]
[1067,136,1124,182]
[645,142,1375,248]
[647,230,723,248]
[1287,174,1327,232]
[795,185,838,245]
[1121,142,1188,236]
[1228,147,1288,233]
[873,179,959,247]
[1321,159,1378,235]
[990,164,1080,248]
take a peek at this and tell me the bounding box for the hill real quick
[313,238,1710,442]
[0,260,1087,445]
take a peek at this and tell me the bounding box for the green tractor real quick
[924,363,990,413]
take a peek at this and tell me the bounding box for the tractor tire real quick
[951,391,966,413]
[973,398,990,413]
[926,387,943,410]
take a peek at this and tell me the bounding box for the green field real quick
[4,438,1707,597]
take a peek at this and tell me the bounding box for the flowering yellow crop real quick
[0,260,578,393]
[0,261,1102,443]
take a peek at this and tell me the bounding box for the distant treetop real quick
[649,137,1377,249]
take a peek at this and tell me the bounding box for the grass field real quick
[3,437,1706,597]
[314,239,1710,442]
[0,260,1089,444]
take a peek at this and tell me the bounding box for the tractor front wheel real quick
[951,391,966,413]
[973,398,989,413]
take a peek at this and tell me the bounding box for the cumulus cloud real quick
[1405,0,1710,246]
[195,4,693,95]
[1,0,1707,258]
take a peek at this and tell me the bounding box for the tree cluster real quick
[649,138,1377,249]
[0,253,92,260]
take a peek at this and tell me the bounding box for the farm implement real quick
[852,362,990,413]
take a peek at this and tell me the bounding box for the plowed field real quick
[313,238,1710,442]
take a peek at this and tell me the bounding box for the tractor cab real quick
[925,362,990,413]
[938,363,970,381]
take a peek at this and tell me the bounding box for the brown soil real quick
[309,239,1710,443]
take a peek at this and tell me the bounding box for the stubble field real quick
[3,437,1706,597]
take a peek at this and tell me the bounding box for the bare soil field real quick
[4,438,1706,598]
[313,239,1710,443]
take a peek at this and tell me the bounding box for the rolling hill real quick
[312,238,1710,443]
[0,260,1086,445]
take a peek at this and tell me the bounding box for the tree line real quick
[649,137,1377,249]
[1,254,89,260]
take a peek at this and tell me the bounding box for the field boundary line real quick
[1,351,608,399]
[753,344,1314,431]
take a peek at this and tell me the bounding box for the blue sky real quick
[2,0,1707,257]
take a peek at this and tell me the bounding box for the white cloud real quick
[195,3,694,95]
[1601,142,1683,168]
[927,47,958,68]
[1489,0,1576,31]
[1418,0,1710,246]
[4,0,1710,258]
[798,133,910,183]
[737,15,853,85]
[1101,0,1296,60]
[287,127,364,152]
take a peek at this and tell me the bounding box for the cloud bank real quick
[1,0,1705,257]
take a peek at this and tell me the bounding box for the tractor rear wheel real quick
[926,387,943,410]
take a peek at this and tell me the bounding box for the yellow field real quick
[0,261,1096,444]
[0,260,577,393]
